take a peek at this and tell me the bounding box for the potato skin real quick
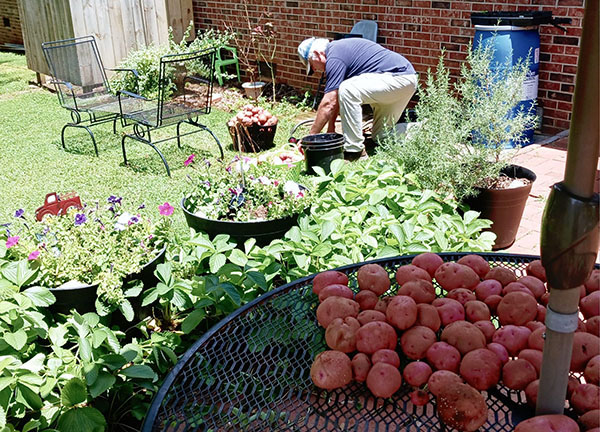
[358,263,391,296]
[372,349,400,368]
[447,288,476,305]
[357,309,387,326]
[585,355,600,385]
[459,348,502,390]
[518,349,543,375]
[366,362,402,398]
[435,262,480,291]
[428,370,463,397]
[524,379,539,408]
[355,290,379,311]
[493,325,532,356]
[514,415,579,432]
[484,266,517,286]
[502,282,534,297]
[526,259,547,282]
[587,316,600,337]
[483,294,502,315]
[397,279,436,304]
[356,321,397,354]
[464,300,491,322]
[412,253,444,278]
[457,255,490,279]
[386,295,418,330]
[400,326,437,360]
[581,291,600,319]
[486,343,509,365]
[518,275,546,299]
[310,350,353,390]
[570,383,600,414]
[316,296,360,328]
[571,332,600,372]
[395,264,432,285]
[433,298,465,326]
[473,320,495,343]
[441,321,486,355]
[497,291,538,326]
[352,353,371,383]
[319,284,354,302]
[325,317,360,353]
[580,409,600,430]
[502,359,537,390]
[475,279,502,301]
[528,326,545,351]
[436,382,488,432]
[415,303,441,332]
[374,296,392,314]
[585,269,600,294]
[313,271,348,295]
[426,341,461,373]
[403,361,433,387]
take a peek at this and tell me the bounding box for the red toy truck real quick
[35,192,82,221]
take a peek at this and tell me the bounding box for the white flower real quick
[114,212,132,231]
[257,176,272,185]
[283,181,300,196]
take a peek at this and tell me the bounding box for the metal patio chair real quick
[118,48,224,176]
[42,35,139,156]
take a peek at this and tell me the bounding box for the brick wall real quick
[0,0,23,46]
[192,0,584,134]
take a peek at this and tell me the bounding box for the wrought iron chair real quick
[118,48,224,176]
[42,35,139,156]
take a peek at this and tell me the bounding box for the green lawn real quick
[0,51,306,231]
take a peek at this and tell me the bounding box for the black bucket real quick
[301,133,344,175]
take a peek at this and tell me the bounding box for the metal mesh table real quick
[142,253,578,432]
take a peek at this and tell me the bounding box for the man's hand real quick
[310,90,339,135]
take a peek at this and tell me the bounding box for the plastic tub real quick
[300,133,344,175]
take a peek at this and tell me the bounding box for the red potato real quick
[525,379,539,408]
[580,409,600,430]
[497,291,538,326]
[351,353,371,382]
[584,355,600,385]
[587,316,600,337]
[366,362,402,398]
[518,349,543,375]
[487,343,509,365]
[581,291,600,319]
[567,376,580,399]
[459,348,502,390]
[515,415,579,432]
[518,275,546,299]
[395,264,432,286]
[457,254,490,279]
[502,359,537,390]
[356,321,397,354]
[447,288,476,305]
[426,341,462,373]
[503,282,534,297]
[403,361,433,387]
[539,291,550,306]
[528,326,546,351]
[319,284,354,302]
[536,304,546,323]
[493,325,532,356]
[436,382,488,432]
[372,349,400,368]
[571,383,600,414]
[355,290,379,310]
[357,310,387,326]
[386,295,418,330]
[483,294,502,315]
[585,269,600,294]
[411,253,444,278]
[434,262,480,291]
[310,350,353,390]
[316,296,360,328]
[526,320,545,332]
[410,389,430,406]
[358,263,390,296]
[400,325,437,360]
[475,280,502,301]
[441,321,486,355]
[571,332,600,372]
[432,298,465,326]
[578,318,588,332]
[427,370,463,397]
[484,266,517,286]
[397,279,436,304]
[473,320,495,343]
[374,296,392,314]
[313,271,348,295]
[526,259,547,282]
[464,301,491,322]
[415,303,441,332]
[325,317,360,353]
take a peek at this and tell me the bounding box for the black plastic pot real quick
[181,197,300,247]
[230,123,277,152]
[49,246,166,315]
[301,133,344,175]
[463,165,537,250]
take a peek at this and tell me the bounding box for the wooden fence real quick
[18,0,194,77]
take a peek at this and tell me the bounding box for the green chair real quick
[214,46,241,86]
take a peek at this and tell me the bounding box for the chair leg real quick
[215,64,224,86]
[194,122,224,160]
[147,141,172,177]
[122,131,172,177]
[121,134,129,166]
[176,121,183,149]
[235,61,241,83]
[62,123,99,157]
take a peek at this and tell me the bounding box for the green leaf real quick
[119,300,134,322]
[120,365,155,380]
[246,271,267,291]
[463,210,479,224]
[221,283,241,306]
[22,419,41,432]
[209,253,226,274]
[4,329,27,351]
[312,243,332,258]
[363,235,378,249]
[389,224,405,245]
[285,226,302,243]
[155,263,172,285]
[16,383,42,411]
[0,405,5,429]
[57,407,106,432]
[329,159,345,177]
[88,372,116,399]
[434,230,448,250]
[293,254,308,270]
[181,309,206,334]
[368,189,387,205]
[22,286,55,307]
[99,354,128,371]
[2,261,38,289]
[78,337,92,362]
[61,378,87,408]
[320,220,336,240]
[228,249,248,267]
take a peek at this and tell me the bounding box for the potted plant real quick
[180,154,310,246]
[0,195,171,319]
[380,41,538,249]
[227,103,279,152]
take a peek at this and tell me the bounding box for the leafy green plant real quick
[379,41,538,201]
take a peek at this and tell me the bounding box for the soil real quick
[479,174,532,190]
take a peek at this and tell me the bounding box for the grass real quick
[0,51,308,232]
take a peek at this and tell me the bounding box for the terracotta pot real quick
[463,165,536,250]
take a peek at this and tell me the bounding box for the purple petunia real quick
[184,154,196,166]
[158,202,174,216]
[108,195,122,205]
[14,209,24,218]
[138,203,146,210]
[28,250,40,260]
[6,236,19,249]
[74,213,87,226]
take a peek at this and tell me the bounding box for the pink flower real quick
[5,236,19,249]
[159,202,174,216]
[28,250,40,260]
[184,154,196,166]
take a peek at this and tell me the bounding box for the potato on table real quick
[411,252,443,278]
[426,341,461,373]
[351,353,371,383]
[518,349,543,375]
[580,409,600,430]
[386,295,418,330]
[475,279,502,301]
[493,325,532,356]
[400,325,437,360]
[473,320,495,343]
[581,291,600,319]
[486,343,509,365]
[403,361,432,387]
[514,414,579,432]
[457,254,490,279]
[325,317,360,353]
[357,309,386,326]
[415,303,441,332]
[357,263,390,296]
[397,279,436,304]
[570,383,600,414]
[366,362,402,398]
[447,288,476,305]
[485,266,517,286]
[313,270,348,295]
[395,264,432,285]
[319,284,354,302]
[310,350,353,390]
[356,321,397,354]
[571,332,600,372]
[316,296,360,328]
[517,275,546,299]
[372,349,400,368]
[427,370,463,397]
[585,269,600,294]
[464,300,491,322]
[355,290,379,310]
[436,382,488,432]
[433,297,465,326]
[526,259,547,282]
[441,321,486,355]
[502,359,537,390]
[434,262,480,291]
[525,379,539,408]
[459,348,501,390]
[497,291,538,326]
[585,355,600,385]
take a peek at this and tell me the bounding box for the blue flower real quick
[74,213,87,226]
[138,203,146,210]
[107,195,122,205]
[14,209,24,218]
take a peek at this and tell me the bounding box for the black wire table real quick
[142,253,578,432]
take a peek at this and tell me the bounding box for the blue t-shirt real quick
[324,39,415,94]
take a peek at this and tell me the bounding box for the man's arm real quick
[309,90,339,135]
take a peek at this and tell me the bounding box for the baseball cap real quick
[298,37,316,76]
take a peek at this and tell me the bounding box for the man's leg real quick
[338,79,366,152]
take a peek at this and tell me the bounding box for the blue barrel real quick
[474,25,540,147]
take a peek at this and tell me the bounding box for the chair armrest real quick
[48,79,74,90]
[221,45,238,58]
[106,67,140,79]
[117,89,148,100]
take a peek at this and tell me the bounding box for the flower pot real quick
[463,165,536,250]
[229,123,277,152]
[300,133,345,175]
[48,247,166,315]
[242,81,265,99]
[181,197,300,247]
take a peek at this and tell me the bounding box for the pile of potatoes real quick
[227,104,278,128]
[309,253,600,432]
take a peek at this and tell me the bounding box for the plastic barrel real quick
[474,25,540,147]
[301,133,344,175]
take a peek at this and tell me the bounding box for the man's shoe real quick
[343,148,369,162]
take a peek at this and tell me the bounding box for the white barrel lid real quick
[475,25,538,31]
